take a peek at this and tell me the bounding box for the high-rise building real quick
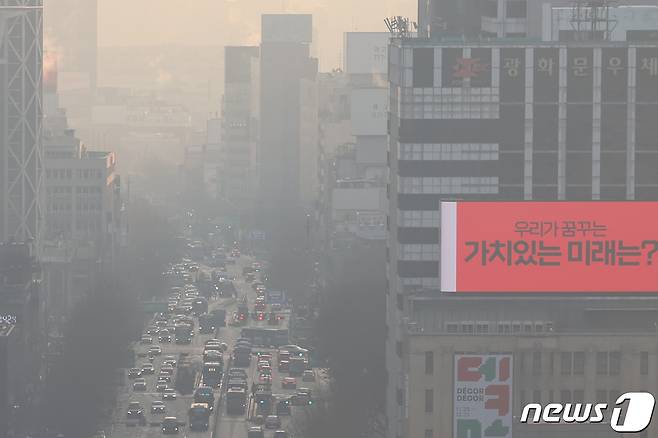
[259,14,318,236]
[223,46,259,218]
[44,0,97,92]
[0,0,43,245]
[386,3,658,438]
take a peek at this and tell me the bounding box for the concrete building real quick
[259,14,318,237]
[41,76,121,322]
[0,0,43,245]
[0,242,43,438]
[386,4,658,438]
[223,46,259,218]
[404,294,658,438]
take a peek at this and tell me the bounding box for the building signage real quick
[441,202,658,292]
[454,354,513,438]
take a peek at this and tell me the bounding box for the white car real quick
[163,388,177,400]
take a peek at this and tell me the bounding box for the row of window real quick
[399,244,440,261]
[399,143,499,161]
[482,0,527,18]
[48,201,103,211]
[46,169,105,180]
[399,177,499,194]
[423,350,647,377]
[444,321,552,335]
[398,210,440,228]
[47,186,103,194]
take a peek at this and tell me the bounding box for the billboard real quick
[454,354,513,438]
[441,202,658,293]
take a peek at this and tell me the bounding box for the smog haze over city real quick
[1,1,658,438]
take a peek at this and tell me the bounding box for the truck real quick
[226,388,247,415]
[202,361,223,388]
[188,403,211,431]
[212,308,226,327]
[288,357,307,376]
[232,345,251,367]
[174,324,193,344]
[198,314,215,334]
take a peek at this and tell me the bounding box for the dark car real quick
[151,400,166,414]
[276,399,291,416]
[128,368,142,379]
[247,426,265,438]
[127,401,144,419]
[161,417,179,434]
[274,431,288,438]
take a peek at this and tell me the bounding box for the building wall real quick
[407,333,658,438]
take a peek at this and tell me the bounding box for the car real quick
[271,303,282,312]
[128,368,142,379]
[156,382,168,392]
[205,339,222,345]
[276,398,291,416]
[257,353,272,362]
[140,335,152,344]
[259,373,272,384]
[91,430,106,438]
[127,401,144,419]
[257,361,271,371]
[148,345,162,355]
[158,375,172,383]
[292,389,312,406]
[228,368,248,379]
[163,388,177,400]
[302,370,315,382]
[274,431,288,438]
[160,365,174,376]
[158,329,172,343]
[163,356,177,367]
[278,360,289,372]
[281,377,297,389]
[151,400,166,414]
[145,326,159,335]
[161,417,179,434]
[133,378,147,391]
[264,415,282,429]
[247,426,265,438]
[141,363,155,374]
[259,367,272,376]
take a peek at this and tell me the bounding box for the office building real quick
[259,14,318,236]
[223,46,259,218]
[0,0,43,245]
[386,4,658,438]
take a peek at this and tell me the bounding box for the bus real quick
[226,388,247,415]
[202,362,223,387]
[240,328,289,347]
[174,324,193,344]
[188,403,211,431]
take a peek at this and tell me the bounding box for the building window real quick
[399,176,499,194]
[596,389,607,403]
[574,390,585,403]
[561,352,572,375]
[609,351,621,375]
[561,390,572,403]
[533,390,541,404]
[399,244,440,261]
[399,143,499,161]
[396,388,404,406]
[532,351,542,375]
[398,210,440,228]
[549,352,554,375]
[483,0,498,17]
[446,323,459,334]
[412,48,434,88]
[396,341,402,358]
[425,389,434,413]
[641,352,649,376]
[506,0,527,18]
[476,323,489,334]
[573,352,585,375]
[518,352,525,374]
[424,430,433,438]
[425,351,434,375]
[597,352,608,375]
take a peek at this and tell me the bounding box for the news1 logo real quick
[520,392,655,433]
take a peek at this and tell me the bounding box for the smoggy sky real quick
[98,0,415,70]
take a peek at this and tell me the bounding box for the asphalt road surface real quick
[110,254,326,438]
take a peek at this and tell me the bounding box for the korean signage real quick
[454,354,513,438]
[441,202,658,292]
[442,48,491,87]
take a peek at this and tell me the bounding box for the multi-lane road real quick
[109,254,325,438]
